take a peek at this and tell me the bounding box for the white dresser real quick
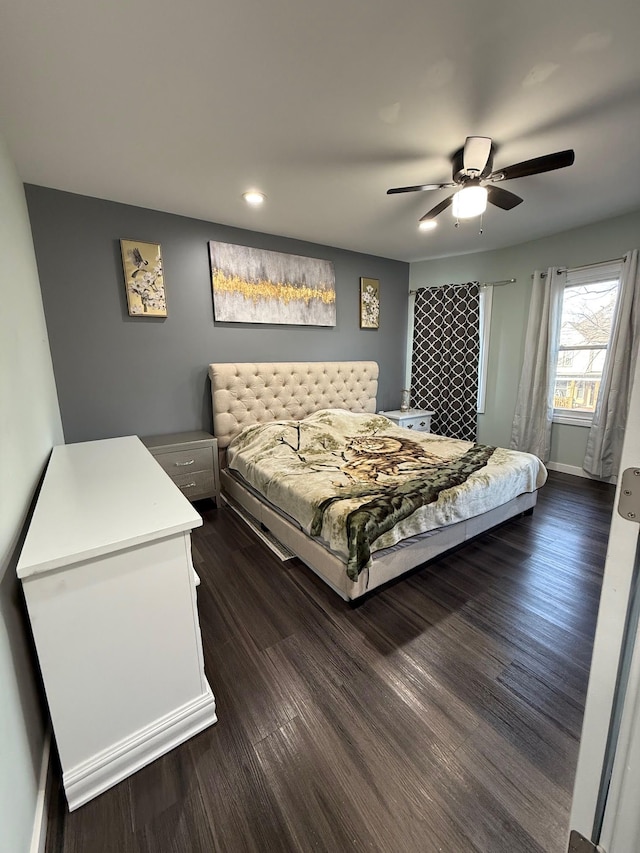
[379,409,434,432]
[17,436,217,811]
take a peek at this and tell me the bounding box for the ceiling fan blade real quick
[490,149,575,182]
[463,136,492,174]
[419,195,454,222]
[387,182,455,195]
[486,185,523,210]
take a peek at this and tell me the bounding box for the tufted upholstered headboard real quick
[209,361,379,448]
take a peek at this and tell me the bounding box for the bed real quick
[208,361,547,601]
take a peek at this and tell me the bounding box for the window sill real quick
[552,414,593,427]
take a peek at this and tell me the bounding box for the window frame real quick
[551,261,622,427]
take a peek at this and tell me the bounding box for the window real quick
[552,261,622,425]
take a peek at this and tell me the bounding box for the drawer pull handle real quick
[174,459,195,467]
[420,421,426,427]
[407,423,414,429]
[180,482,197,489]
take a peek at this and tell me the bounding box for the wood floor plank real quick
[497,658,585,739]
[454,718,572,852]
[425,748,550,853]
[47,757,136,853]
[199,620,300,746]
[254,698,483,853]
[253,715,391,853]
[45,471,614,853]
[133,760,218,853]
[188,713,298,853]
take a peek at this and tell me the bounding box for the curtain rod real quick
[409,278,515,295]
[535,256,625,278]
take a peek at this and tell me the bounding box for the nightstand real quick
[379,409,434,432]
[141,430,220,505]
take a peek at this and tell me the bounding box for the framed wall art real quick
[120,239,167,317]
[360,277,380,329]
[209,241,336,326]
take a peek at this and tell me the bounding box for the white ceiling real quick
[1,0,640,262]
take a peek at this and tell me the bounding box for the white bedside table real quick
[379,409,434,432]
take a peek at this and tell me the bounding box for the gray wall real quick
[0,139,63,853]
[25,186,410,444]
[410,208,640,468]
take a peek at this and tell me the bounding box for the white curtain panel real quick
[584,250,640,479]
[510,267,565,461]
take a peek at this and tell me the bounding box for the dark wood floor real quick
[45,471,614,853]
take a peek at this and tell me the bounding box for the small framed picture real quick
[360,277,380,329]
[120,239,167,317]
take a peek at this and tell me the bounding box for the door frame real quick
[569,343,640,848]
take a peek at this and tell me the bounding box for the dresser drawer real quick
[141,431,220,505]
[154,447,212,475]
[171,469,215,499]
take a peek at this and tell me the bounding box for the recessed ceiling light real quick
[242,191,266,206]
[418,220,437,231]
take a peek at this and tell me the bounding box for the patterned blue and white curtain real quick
[410,283,480,441]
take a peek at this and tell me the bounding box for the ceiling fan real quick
[387,137,575,227]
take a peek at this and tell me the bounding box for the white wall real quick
[0,134,63,853]
[410,209,640,466]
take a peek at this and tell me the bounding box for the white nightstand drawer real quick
[400,414,432,432]
[379,409,434,432]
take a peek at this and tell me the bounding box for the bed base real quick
[221,468,538,601]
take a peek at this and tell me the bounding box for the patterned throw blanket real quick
[227,410,547,579]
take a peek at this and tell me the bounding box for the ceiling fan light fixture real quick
[452,185,487,219]
[418,219,437,231]
[242,190,266,206]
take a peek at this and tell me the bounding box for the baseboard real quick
[63,685,217,811]
[546,461,617,485]
[30,728,51,853]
